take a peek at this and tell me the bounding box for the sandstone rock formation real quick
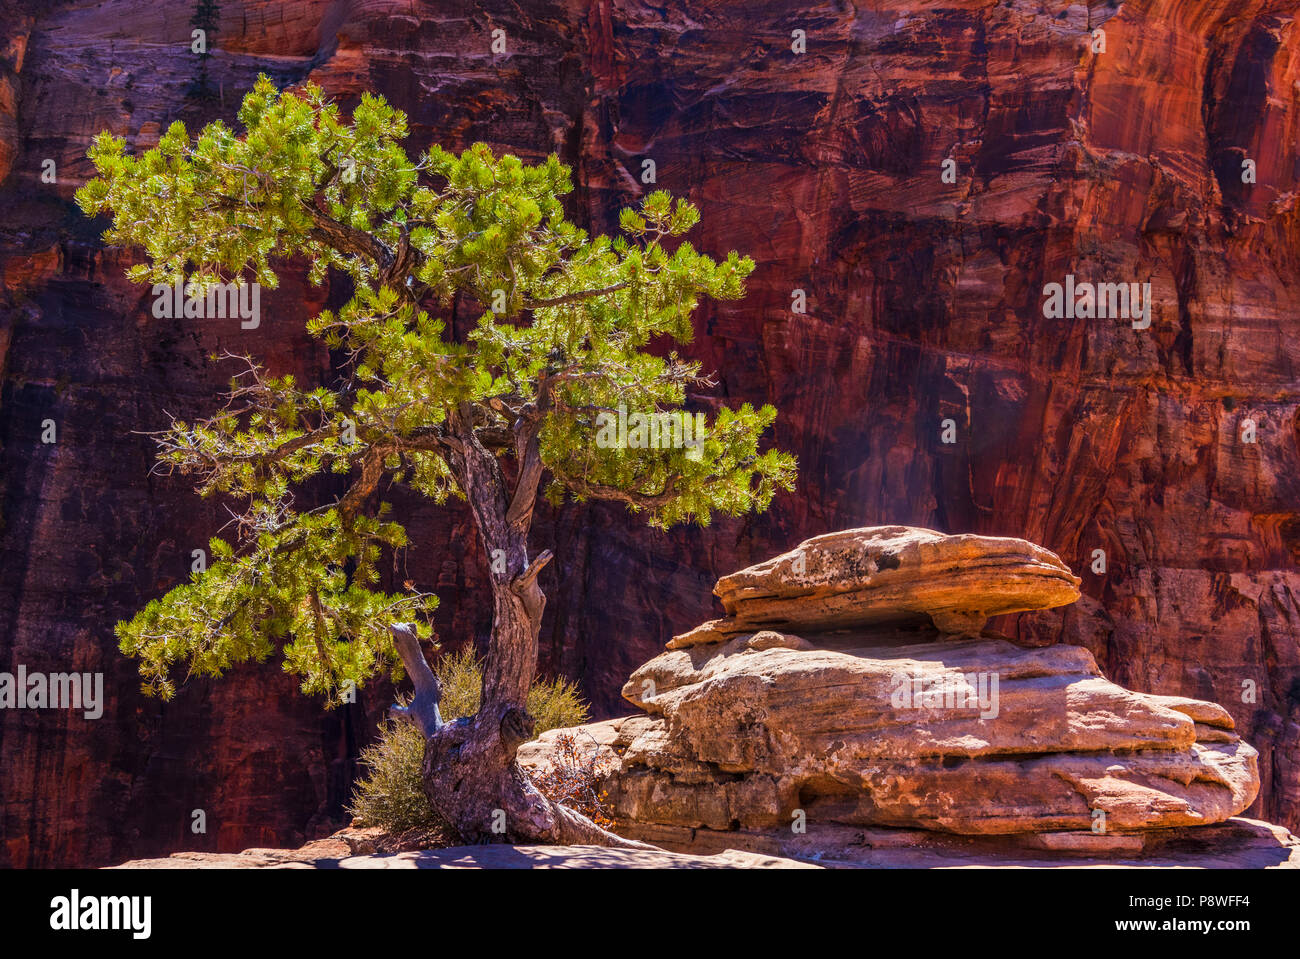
[521,528,1280,862]
[704,525,1082,637]
[4,0,1300,867]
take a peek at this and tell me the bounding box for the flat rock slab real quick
[616,818,1300,869]
[110,818,1299,869]
[714,526,1081,635]
[334,846,818,869]
[111,844,817,870]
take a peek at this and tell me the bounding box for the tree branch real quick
[305,196,394,269]
[388,623,442,738]
[511,549,553,595]
[523,281,629,311]
[338,443,393,519]
[564,476,678,510]
[505,430,545,531]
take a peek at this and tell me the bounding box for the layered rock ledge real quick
[111,820,1300,869]
[522,527,1291,865]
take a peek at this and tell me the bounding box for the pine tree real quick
[76,76,796,846]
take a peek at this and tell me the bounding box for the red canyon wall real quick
[2,0,1299,866]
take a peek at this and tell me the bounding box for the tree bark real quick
[393,410,653,849]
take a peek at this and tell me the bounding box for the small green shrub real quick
[348,647,592,834]
[433,646,484,722]
[347,701,443,834]
[526,675,590,738]
[429,646,591,734]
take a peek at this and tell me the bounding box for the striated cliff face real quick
[2,0,1299,866]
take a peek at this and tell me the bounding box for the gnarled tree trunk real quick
[391,409,652,848]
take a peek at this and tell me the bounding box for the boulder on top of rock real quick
[712,525,1081,635]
